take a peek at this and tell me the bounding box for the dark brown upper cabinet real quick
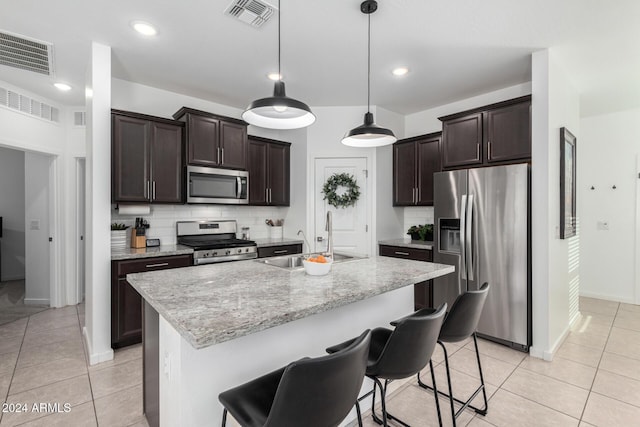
[112,110,184,204]
[393,132,442,206]
[247,136,290,206]
[439,96,531,170]
[173,107,247,170]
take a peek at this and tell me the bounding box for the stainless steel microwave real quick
[187,166,249,204]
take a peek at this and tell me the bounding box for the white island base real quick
[153,285,413,427]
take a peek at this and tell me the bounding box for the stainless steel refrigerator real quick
[433,163,530,351]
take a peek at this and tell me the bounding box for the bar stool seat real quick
[218,329,371,427]
[327,303,447,427]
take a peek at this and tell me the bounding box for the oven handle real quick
[237,176,242,199]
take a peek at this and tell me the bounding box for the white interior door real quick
[314,158,369,256]
[77,158,86,302]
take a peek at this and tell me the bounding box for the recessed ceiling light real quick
[392,67,409,76]
[131,21,157,36]
[54,83,71,91]
[267,73,282,81]
[85,87,93,98]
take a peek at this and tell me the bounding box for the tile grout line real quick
[76,303,100,427]
[577,302,620,424]
[1,316,30,425]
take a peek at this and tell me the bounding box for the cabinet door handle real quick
[476,143,480,160]
[265,188,269,203]
[217,147,220,164]
[145,262,169,268]
[147,181,151,201]
[273,249,288,254]
[488,141,492,160]
[269,188,272,204]
[221,147,224,165]
[152,181,156,201]
[395,251,410,256]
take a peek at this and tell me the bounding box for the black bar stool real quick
[218,330,371,427]
[417,283,490,426]
[327,303,447,427]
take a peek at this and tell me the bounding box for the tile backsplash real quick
[112,205,289,245]
[403,206,434,237]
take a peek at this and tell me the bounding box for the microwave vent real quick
[224,0,275,28]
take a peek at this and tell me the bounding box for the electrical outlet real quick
[597,221,609,231]
[163,352,171,377]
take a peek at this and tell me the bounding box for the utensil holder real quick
[131,229,146,248]
[269,226,283,240]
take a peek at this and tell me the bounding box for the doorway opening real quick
[0,146,56,325]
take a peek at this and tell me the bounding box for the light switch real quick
[597,221,609,231]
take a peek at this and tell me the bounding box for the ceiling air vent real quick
[225,0,276,28]
[74,111,86,126]
[0,30,55,76]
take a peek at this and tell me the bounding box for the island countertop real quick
[126,256,454,350]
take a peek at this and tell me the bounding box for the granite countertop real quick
[111,244,194,261]
[254,237,304,248]
[379,238,434,250]
[127,256,454,349]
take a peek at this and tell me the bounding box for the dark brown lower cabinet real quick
[111,254,192,348]
[379,244,433,310]
[257,244,303,258]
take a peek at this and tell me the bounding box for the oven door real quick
[187,166,248,204]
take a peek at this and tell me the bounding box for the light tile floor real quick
[0,296,639,426]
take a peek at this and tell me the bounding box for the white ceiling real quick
[1,0,639,117]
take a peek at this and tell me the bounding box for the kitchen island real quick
[127,255,454,427]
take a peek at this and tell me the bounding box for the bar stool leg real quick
[428,359,443,427]
[472,333,489,415]
[221,408,228,427]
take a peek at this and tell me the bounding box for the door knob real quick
[316,236,324,242]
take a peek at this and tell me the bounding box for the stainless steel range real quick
[177,220,257,265]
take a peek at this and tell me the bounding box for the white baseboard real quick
[579,290,635,304]
[530,319,574,362]
[82,326,114,366]
[24,297,50,305]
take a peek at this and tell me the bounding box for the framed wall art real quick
[560,127,577,239]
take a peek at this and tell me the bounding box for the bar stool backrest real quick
[264,329,371,427]
[439,283,490,343]
[368,303,447,380]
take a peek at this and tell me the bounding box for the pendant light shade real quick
[242,81,316,130]
[242,0,315,130]
[342,0,396,147]
[342,112,396,147]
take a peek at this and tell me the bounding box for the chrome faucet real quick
[325,211,333,258]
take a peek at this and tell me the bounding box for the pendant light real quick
[342,0,396,147]
[242,0,315,130]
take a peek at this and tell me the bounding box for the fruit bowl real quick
[303,255,333,276]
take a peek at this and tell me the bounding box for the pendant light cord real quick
[278,0,281,80]
[367,9,371,113]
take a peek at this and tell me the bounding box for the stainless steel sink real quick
[257,252,359,270]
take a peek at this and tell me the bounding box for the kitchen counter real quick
[131,255,454,427]
[379,238,434,250]
[254,237,304,248]
[127,256,453,349]
[111,244,193,261]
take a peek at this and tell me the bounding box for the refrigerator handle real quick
[460,194,467,280]
[466,194,474,281]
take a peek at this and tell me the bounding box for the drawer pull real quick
[273,250,288,254]
[145,262,169,268]
[395,251,410,256]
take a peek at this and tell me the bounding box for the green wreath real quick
[322,173,360,209]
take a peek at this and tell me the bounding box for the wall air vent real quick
[74,111,86,126]
[0,31,55,76]
[224,0,275,28]
[0,86,60,123]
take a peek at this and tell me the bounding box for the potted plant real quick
[407,224,433,242]
[111,223,129,250]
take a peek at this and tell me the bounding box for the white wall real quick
[0,147,25,281]
[579,108,640,303]
[530,49,581,360]
[375,107,405,242]
[403,207,434,238]
[0,80,83,308]
[24,152,51,304]
[85,42,114,365]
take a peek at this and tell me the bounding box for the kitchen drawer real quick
[116,254,193,277]
[257,244,303,258]
[379,245,432,262]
